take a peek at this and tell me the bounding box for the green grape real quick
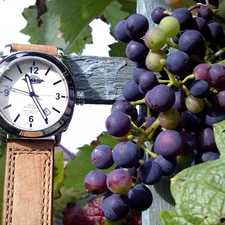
[218,0,225,19]
[158,16,180,38]
[144,27,167,50]
[185,95,204,113]
[145,50,167,72]
[176,154,192,164]
[158,108,180,129]
[165,0,187,8]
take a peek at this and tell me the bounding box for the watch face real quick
[0,51,75,137]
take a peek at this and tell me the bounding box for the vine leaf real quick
[20,0,135,55]
[0,144,6,222]
[53,150,65,199]
[160,120,225,225]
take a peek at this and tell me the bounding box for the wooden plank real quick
[65,55,135,104]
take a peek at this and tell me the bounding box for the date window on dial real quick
[44,107,51,116]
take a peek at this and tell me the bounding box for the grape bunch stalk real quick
[82,0,225,223]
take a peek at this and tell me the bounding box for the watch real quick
[0,43,83,225]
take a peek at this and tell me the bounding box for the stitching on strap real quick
[4,148,52,225]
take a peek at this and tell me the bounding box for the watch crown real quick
[75,91,85,105]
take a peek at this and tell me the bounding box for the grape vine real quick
[62,0,225,224]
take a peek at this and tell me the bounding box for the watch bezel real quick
[0,51,75,138]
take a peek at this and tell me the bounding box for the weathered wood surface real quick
[65,55,135,104]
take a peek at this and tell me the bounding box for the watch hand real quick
[25,74,48,124]
[1,84,39,97]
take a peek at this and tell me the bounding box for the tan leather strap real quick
[2,139,54,225]
[11,43,58,56]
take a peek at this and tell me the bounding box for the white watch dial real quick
[0,54,73,135]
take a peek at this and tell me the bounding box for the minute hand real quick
[25,74,48,124]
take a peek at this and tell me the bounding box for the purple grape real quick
[122,79,143,101]
[198,5,213,22]
[154,154,176,176]
[127,184,153,211]
[196,127,217,151]
[111,99,138,122]
[172,90,187,114]
[166,50,192,76]
[137,160,162,185]
[193,63,210,80]
[125,13,149,39]
[195,150,220,164]
[153,130,183,158]
[178,30,205,55]
[101,193,131,221]
[204,22,224,42]
[145,84,175,112]
[171,8,193,30]
[206,64,225,90]
[190,17,207,34]
[132,64,149,84]
[125,39,149,63]
[112,141,140,168]
[214,90,225,110]
[205,106,225,127]
[114,19,132,43]
[105,112,131,137]
[151,7,168,24]
[84,170,107,194]
[138,70,158,92]
[180,109,204,132]
[106,168,132,194]
[190,79,209,98]
[179,130,197,155]
[91,145,114,169]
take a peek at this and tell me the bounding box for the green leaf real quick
[53,150,65,199]
[20,6,40,43]
[160,157,225,225]
[0,143,6,222]
[20,0,135,55]
[105,0,136,57]
[213,120,225,156]
[159,119,225,225]
[52,0,113,53]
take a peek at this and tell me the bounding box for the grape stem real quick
[163,67,181,88]
[208,47,225,61]
[141,144,157,159]
[136,119,160,149]
[166,39,178,49]
[181,74,195,84]
[158,79,170,84]
[181,83,191,96]
[131,98,145,106]
[204,97,212,107]
[130,120,145,135]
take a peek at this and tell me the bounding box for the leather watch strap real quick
[2,139,54,225]
[11,43,58,56]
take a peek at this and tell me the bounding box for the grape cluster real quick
[84,0,225,222]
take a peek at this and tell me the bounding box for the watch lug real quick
[2,44,12,57]
[55,133,62,146]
